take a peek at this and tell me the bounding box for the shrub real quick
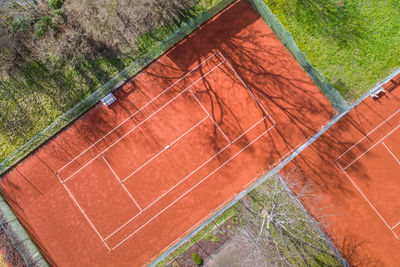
[48,0,65,10]
[191,253,203,266]
[35,16,52,37]
[12,18,32,32]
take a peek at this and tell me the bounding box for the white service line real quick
[337,165,400,240]
[61,60,226,183]
[101,155,142,211]
[57,51,222,174]
[108,123,277,251]
[382,141,400,166]
[336,108,400,161]
[230,116,269,144]
[189,90,231,143]
[57,174,111,251]
[217,51,271,118]
[103,116,273,241]
[104,141,232,241]
[122,115,210,182]
[342,124,400,170]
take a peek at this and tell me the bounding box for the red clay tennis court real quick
[282,77,400,265]
[56,50,276,251]
[336,109,400,239]
[0,1,335,265]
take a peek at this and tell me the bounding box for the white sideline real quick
[57,51,222,174]
[382,141,400,166]
[217,51,273,122]
[335,117,400,240]
[341,124,400,170]
[101,155,142,211]
[56,174,111,251]
[103,115,272,241]
[122,115,210,182]
[338,167,400,240]
[60,60,226,183]
[108,123,277,251]
[336,108,400,162]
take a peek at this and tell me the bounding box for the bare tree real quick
[230,172,345,267]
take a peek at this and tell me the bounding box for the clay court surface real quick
[0,1,335,266]
[283,78,400,266]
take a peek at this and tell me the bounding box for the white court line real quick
[189,90,231,143]
[122,115,210,182]
[336,109,400,162]
[61,60,226,183]
[59,50,278,250]
[104,116,274,241]
[56,174,111,251]
[391,221,400,230]
[382,141,400,166]
[108,123,277,251]
[335,118,400,240]
[342,124,400,170]
[230,116,269,144]
[57,51,222,174]
[217,51,272,122]
[337,166,400,240]
[104,143,231,241]
[101,155,142,211]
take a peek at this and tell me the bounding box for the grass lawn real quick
[0,0,221,163]
[265,0,400,100]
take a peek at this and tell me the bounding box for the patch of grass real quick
[204,233,220,242]
[264,0,400,100]
[155,207,238,266]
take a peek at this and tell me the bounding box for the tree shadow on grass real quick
[291,0,364,46]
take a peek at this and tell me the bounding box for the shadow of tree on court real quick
[58,0,390,200]
[140,0,335,165]
[338,231,384,267]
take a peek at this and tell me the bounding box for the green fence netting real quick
[0,196,48,266]
[248,0,348,113]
